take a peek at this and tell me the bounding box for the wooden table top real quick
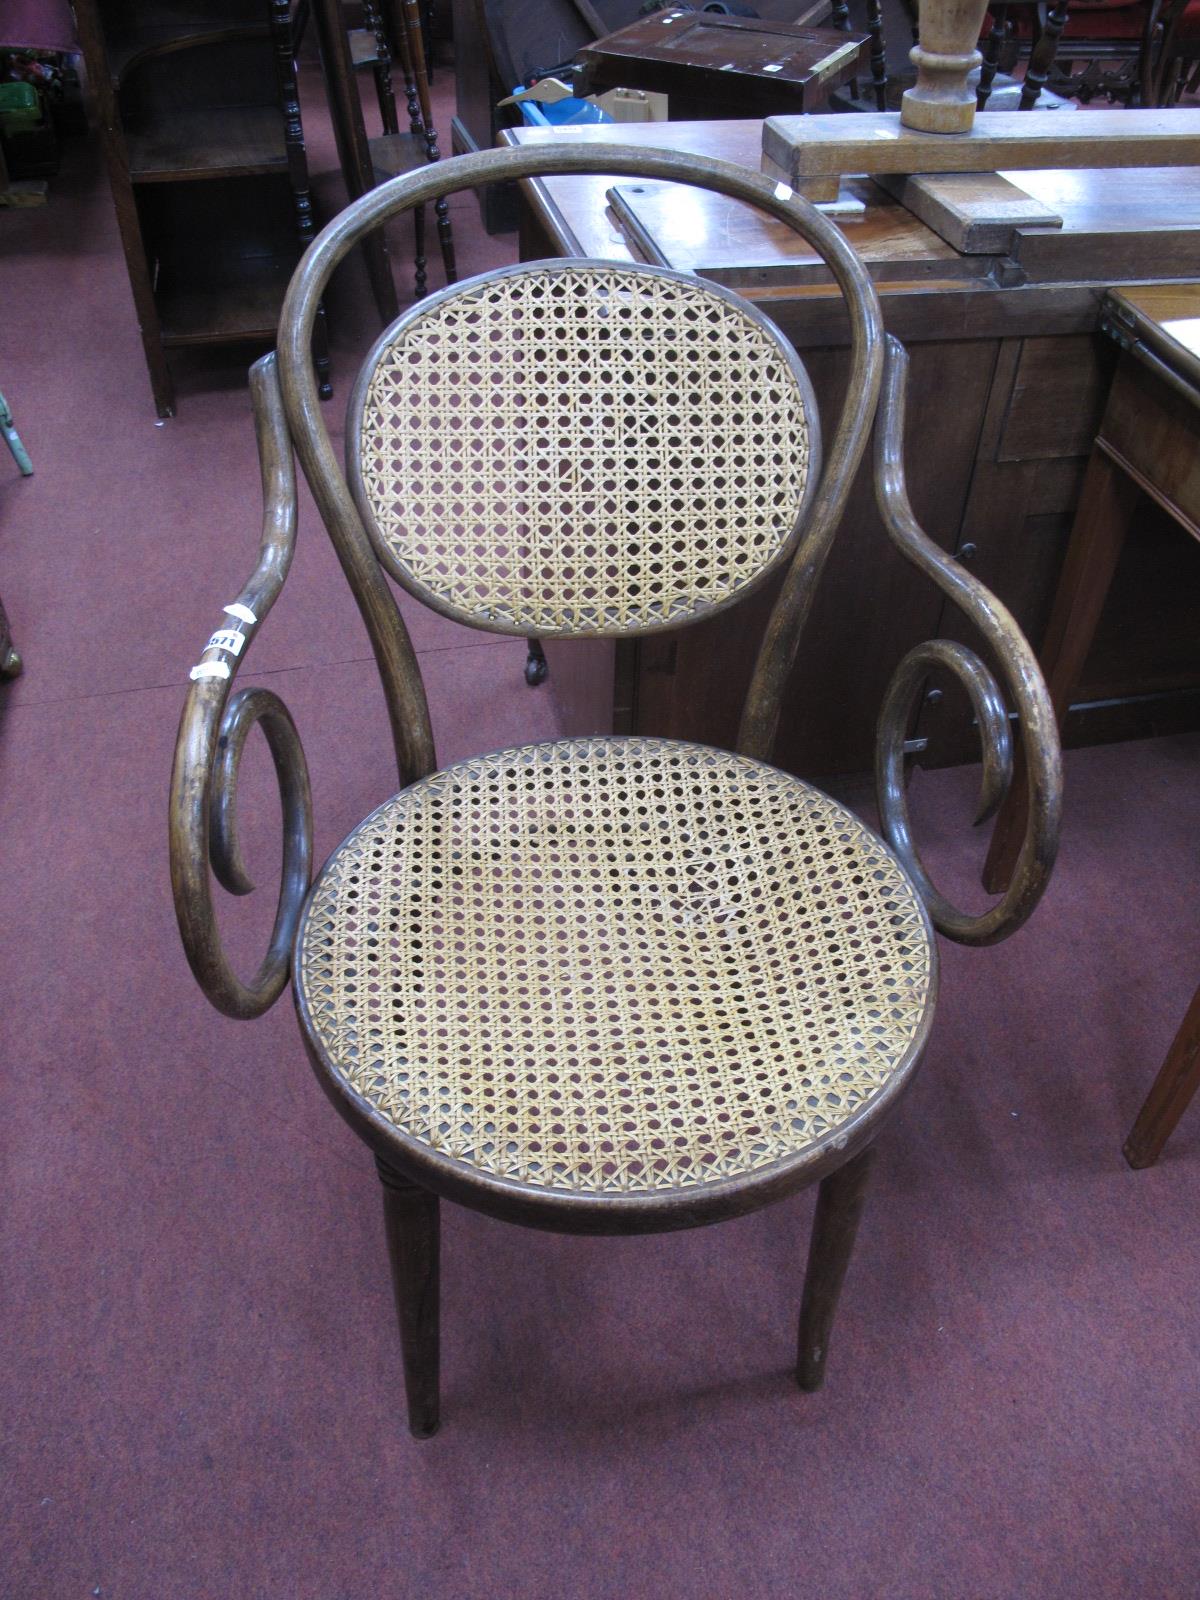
[1105,283,1200,399]
[1110,284,1200,359]
[505,119,1200,290]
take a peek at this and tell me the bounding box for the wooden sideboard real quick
[506,118,1200,779]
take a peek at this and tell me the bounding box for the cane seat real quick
[295,736,935,1199]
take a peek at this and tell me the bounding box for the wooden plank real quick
[1011,165,1200,231]
[596,177,978,286]
[1010,225,1200,285]
[762,109,1200,186]
[873,172,1062,254]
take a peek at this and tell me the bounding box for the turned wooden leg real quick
[311,303,333,401]
[433,195,457,284]
[976,9,1009,109]
[1124,982,1200,1169]
[902,0,991,132]
[412,201,428,300]
[796,1144,875,1392]
[1020,0,1070,108]
[866,0,889,109]
[377,1158,441,1437]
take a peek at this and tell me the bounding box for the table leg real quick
[1124,982,1200,1168]
[1020,0,1071,107]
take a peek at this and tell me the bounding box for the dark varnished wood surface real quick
[984,289,1200,893]
[576,13,868,117]
[1107,281,1200,398]
[1100,356,1200,539]
[511,120,1200,780]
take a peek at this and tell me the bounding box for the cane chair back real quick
[348,260,820,637]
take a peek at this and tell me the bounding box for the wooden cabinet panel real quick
[919,422,1200,767]
[915,458,1078,767]
[996,334,1116,462]
[633,339,997,778]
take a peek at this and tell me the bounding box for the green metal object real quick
[0,81,41,133]
[0,390,33,476]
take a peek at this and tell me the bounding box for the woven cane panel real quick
[299,738,932,1196]
[355,264,814,635]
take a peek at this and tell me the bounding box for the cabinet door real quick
[915,330,1200,765]
[914,452,1086,767]
[632,338,997,779]
[915,333,1111,766]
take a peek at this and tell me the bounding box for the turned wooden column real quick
[902,0,991,131]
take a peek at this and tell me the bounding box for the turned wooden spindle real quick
[902,0,992,131]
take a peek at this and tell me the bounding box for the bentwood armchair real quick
[170,145,1062,1437]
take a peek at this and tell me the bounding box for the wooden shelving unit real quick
[75,0,330,416]
[126,105,290,181]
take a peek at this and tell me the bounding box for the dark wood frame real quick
[572,12,874,119]
[74,0,330,418]
[169,144,1062,1434]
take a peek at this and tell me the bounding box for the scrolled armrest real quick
[874,335,1062,946]
[169,353,313,1018]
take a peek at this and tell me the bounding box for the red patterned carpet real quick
[2,55,1199,1600]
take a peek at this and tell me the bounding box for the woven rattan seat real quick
[296,736,935,1197]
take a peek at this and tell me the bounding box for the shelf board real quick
[157,259,293,345]
[128,104,287,181]
[350,28,384,68]
[369,131,432,183]
[105,0,267,83]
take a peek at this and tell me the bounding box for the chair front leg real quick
[377,1158,441,1436]
[796,1144,875,1391]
